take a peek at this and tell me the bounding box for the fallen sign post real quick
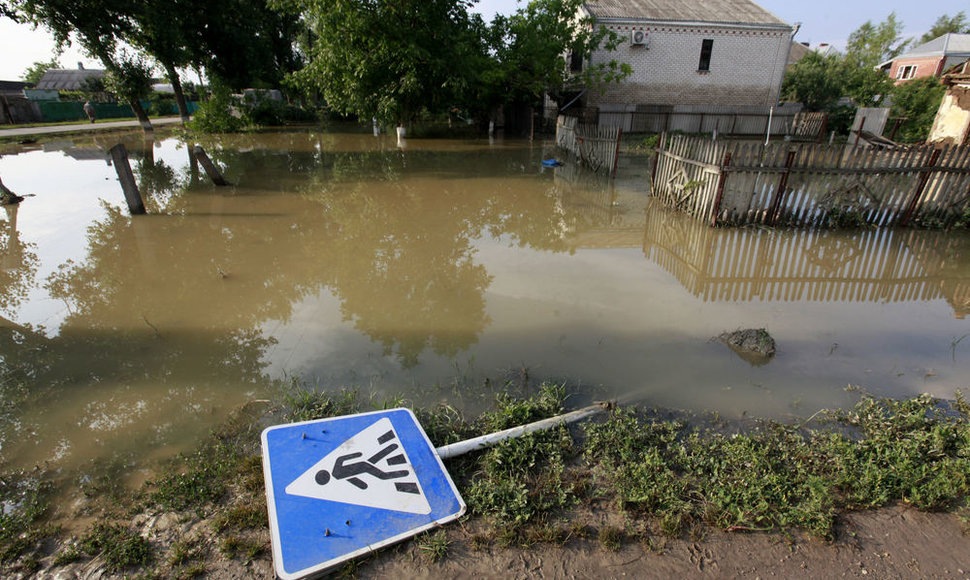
[261,402,610,579]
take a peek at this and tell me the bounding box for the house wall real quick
[929,84,970,146]
[585,23,791,109]
[889,57,944,83]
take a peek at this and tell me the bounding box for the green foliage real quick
[483,0,631,110]
[21,57,59,85]
[630,133,659,152]
[823,207,869,229]
[783,15,900,115]
[284,0,481,124]
[891,76,946,143]
[845,12,909,70]
[0,471,53,562]
[920,12,970,44]
[189,86,246,133]
[463,384,581,544]
[102,55,153,103]
[147,93,177,116]
[416,530,451,563]
[79,522,153,572]
[585,394,970,539]
[782,52,845,111]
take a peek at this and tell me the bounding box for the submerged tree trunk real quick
[164,62,191,124]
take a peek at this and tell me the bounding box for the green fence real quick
[36,100,199,123]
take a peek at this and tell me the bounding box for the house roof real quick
[0,80,30,93]
[879,33,970,68]
[35,68,105,91]
[583,0,789,28]
[788,42,810,65]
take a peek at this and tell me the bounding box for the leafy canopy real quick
[21,57,60,85]
[919,12,970,44]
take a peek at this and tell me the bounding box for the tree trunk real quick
[164,62,191,124]
[128,97,154,132]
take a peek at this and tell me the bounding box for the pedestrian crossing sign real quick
[261,408,465,579]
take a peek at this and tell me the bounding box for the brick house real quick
[579,0,795,109]
[878,33,970,84]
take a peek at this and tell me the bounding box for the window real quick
[569,51,583,73]
[896,65,917,80]
[698,39,714,72]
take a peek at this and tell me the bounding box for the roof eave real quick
[590,16,792,32]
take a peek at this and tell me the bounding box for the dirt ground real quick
[27,503,970,579]
[362,505,970,580]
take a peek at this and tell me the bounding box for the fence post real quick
[611,128,622,179]
[108,144,146,215]
[767,149,797,226]
[193,146,231,186]
[710,151,732,227]
[899,148,942,227]
[651,132,667,194]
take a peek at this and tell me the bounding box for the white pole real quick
[765,106,774,147]
[434,402,611,460]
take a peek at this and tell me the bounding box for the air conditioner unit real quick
[631,30,648,46]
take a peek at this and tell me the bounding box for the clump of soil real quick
[718,328,776,366]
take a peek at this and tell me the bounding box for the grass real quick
[78,522,154,572]
[585,392,970,540]
[416,530,450,563]
[0,470,56,563]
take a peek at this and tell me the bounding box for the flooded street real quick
[2,127,970,483]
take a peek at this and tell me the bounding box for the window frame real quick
[895,64,917,80]
[698,39,714,72]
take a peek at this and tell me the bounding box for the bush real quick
[190,87,246,133]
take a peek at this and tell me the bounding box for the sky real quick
[0,0,967,81]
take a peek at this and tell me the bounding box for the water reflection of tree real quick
[0,204,39,315]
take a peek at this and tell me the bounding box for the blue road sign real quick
[261,408,466,579]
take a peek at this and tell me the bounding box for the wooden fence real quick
[555,115,622,175]
[652,134,970,228]
[641,206,970,316]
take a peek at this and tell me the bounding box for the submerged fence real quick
[652,134,970,228]
[555,115,622,175]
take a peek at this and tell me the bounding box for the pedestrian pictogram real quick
[261,408,465,580]
[284,417,431,514]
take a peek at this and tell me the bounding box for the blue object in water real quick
[541,159,563,167]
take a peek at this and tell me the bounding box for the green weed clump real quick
[79,522,154,572]
[463,383,583,545]
[0,471,55,563]
[585,393,970,539]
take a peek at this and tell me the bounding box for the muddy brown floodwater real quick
[1,126,969,494]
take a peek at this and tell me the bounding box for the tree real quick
[197,0,302,90]
[127,0,200,123]
[102,54,154,114]
[21,57,60,85]
[890,76,945,143]
[844,12,909,69]
[9,0,155,130]
[284,0,480,124]
[781,52,844,111]
[485,0,630,109]
[920,12,969,44]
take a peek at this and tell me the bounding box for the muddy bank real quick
[2,386,969,579]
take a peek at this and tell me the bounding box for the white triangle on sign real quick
[284,417,432,515]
